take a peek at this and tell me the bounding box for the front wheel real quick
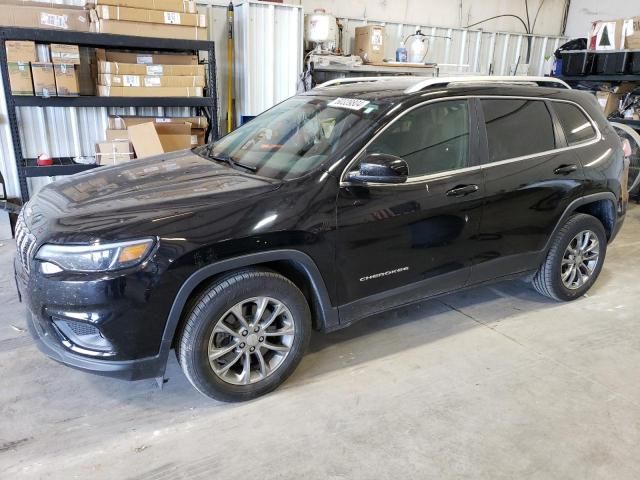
[532,213,607,301]
[177,269,311,402]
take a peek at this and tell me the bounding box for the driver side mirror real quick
[346,153,409,184]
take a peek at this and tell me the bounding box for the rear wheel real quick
[177,269,311,402]
[532,213,607,301]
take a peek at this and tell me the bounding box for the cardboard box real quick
[50,44,81,64]
[97,85,203,97]
[93,0,197,13]
[596,83,636,117]
[95,48,198,65]
[108,116,208,130]
[8,62,33,96]
[94,5,206,27]
[98,74,205,87]
[157,123,193,151]
[128,122,164,158]
[586,18,640,50]
[0,3,90,31]
[128,122,192,158]
[31,63,57,97]
[589,20,623,50]
[91,17,207,40]
[106,129,130,141]
[623,17,640,49]
[192,128,206,146]
[355,25,385,63]
[107,124,203,146]
[97,60,205,76]
[6,41,37,63]
[79,47,97,95]
[107,116,207,146]
[96,141,134,166]
[54,64,80,96]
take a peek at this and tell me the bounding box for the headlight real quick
[35,238,155,273]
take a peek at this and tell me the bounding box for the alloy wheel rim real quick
[207,296,295,385]
[561,230,600,290]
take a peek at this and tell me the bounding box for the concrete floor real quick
[1,206,640,480]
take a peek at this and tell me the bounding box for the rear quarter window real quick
[552,102,597,145]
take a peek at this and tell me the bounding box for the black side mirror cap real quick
[346,153,409,184]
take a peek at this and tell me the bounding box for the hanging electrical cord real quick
[560,0,570,36]
[421,39,431,64]
[531,0,547,33]
[465,0,548,73]
[465,13,531,71]
[403,30,452,45]
[465,14,530,34]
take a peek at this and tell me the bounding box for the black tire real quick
[176,268,311,402]
[532,213,607,301]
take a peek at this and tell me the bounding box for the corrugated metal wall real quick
[0,0,566,201]
[335,19,565,77]
[234,1,303,120]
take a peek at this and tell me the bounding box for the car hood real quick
[24,150,280,239]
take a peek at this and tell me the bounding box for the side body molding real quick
[157,249,338,374]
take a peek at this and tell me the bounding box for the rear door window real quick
[481,99,556,163]
[552,102,597,145]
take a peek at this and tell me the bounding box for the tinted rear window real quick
[553,102,596,145]
[481,99,556,163]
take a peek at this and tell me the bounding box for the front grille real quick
[63,320,99,337]
[15,211,37,274]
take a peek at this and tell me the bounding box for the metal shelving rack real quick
[556,74,640,83]
[0,27,218,202]
[554,73,640,129]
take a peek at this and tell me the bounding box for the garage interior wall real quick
[0,0,573,201]
[564,0,640,38]
[302,0,568,36]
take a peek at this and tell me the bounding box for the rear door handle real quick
[446,184,479,197]
[554,164,578,175]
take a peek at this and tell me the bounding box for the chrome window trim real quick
[549,100,600,147]
[339,95,602,187]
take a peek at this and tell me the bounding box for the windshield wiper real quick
[208,152,257,173]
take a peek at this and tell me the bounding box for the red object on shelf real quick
[36,154,53,166]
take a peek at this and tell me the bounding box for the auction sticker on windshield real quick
[328,98,371,110]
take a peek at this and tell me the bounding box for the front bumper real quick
[14,256,173,381]
[25,307,164,380]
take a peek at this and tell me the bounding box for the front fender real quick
[156,249,338,376]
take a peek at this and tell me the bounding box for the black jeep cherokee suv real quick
[14,76,628,401]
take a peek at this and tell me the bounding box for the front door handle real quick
[554,164,578,175]
[446,184,479,197]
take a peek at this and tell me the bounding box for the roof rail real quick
[404,76,571,93]
[314,75,571,93]
[316,77,395,88]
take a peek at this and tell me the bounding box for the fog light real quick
[51,317,114,356]
[41,262,63,274]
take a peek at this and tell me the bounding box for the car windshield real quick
[198,95,392,180]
